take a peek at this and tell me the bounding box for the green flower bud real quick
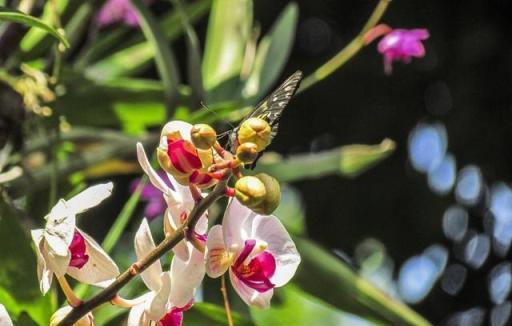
[252,173,281,215]
[235,176,266,208]
[236,142,259,164]
[191,124,217,150]
[237,118,272,152]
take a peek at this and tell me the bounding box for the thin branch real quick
[58,180,228,325]
[221,273,234,326]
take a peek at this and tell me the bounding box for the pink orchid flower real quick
[206,198,301,308]
[128,219,194,325]
[365,24,429,74]
[96,0,150,27]
[137,142,206,307]
[31,183,119,294]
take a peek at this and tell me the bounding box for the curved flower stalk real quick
[30,183,119,295]
[365,24,429,74]
[0,304,13,326]
[206,198,301,308]
[128,218,194,325]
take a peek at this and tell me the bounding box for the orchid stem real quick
[297,0,391,94]
[221,273,234,326]
[57,276,82,308]
[57,180,228,325]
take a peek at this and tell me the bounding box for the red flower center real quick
[68,231,89,269]
[158,301,193,326]
[167,138,202,174]
[232,239,276,293]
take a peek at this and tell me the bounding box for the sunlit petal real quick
[135,218,163,292]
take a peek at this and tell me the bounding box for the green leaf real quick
[242,3,299,101]
[292,236,432,326]
[0,203,56,325]
[0,7,69,47]
[130,0,181,117]
[202,0,253,101]
[251,285,378,326]
[274,185,305,236]
[187,302,254,326]
[85,0,210,81]
[253,139,396,182]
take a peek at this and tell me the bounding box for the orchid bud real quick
[252,173,281,215]
[191,124,217,150]
[235,176,266,208]
[236,142,259,164]
[237,118,272,152]
[50,306,93,326]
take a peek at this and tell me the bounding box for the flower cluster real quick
[32,120,300,325]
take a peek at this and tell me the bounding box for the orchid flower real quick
[30,183,119,295]
[206,198,301,308]
[137,142,207,307]
[128,219,193,325]
[96,0,149,27]
[365,24,429,74]
[156,121,217,188]
[0,304,13,326]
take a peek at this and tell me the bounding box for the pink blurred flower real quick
[96,0,152,27]
[365,24,429,74]
[205,198,301,308]
[131,171,172,221]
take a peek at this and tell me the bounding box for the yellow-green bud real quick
[235,176,266,208]
[237,118,272,152]
[252,173,281,215]
[191,124,217,150]
[236,142,259,164]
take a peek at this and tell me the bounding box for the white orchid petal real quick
[161,120,193,141]
[146,272,171,321]
[206,225,230,278]
[223,198,253,248]
[136,143,173,197]
[44,209,76,256]
[66,182,113,215]
[135,219,162,292]
[66,229,119,286]
[127,301,148,326]
[31,229,53,294]
[46,199,70,221]
[250,215,300,287]
[170,249,205,308]
[229,269,273,308]
[0,304,13,326]
[42,239,70,277]
[195,213,208,236]
[164,210,190,261]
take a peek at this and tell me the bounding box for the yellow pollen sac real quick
[236,142,259,164]
[234,176,266,208]
[250,173,281,215]
[238,117,272,152]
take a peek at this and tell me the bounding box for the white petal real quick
[136,142,173,197]
[229,269,273,308]
[250,215,301,287]
[170,248,205,308]
[66,182,113,215]
[223,198,253,249]
[195,213,209,237]
[66,229,119,286]
[127,293,153,326]
[0,304,13,326]
[161,120,193,141]
[31,229,53,294]
[135,219,162,292]
[46,199,71,221]
[44,204,76,256]
[42,239,70,277]
[146,272,171,321]
[206,225,230,278]
[164,210,190,261]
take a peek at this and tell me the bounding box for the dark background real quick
[251,0,512,324]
